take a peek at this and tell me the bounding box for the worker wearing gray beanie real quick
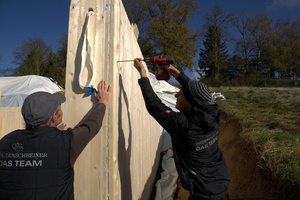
[134,58,230,200]
[182,80,212,107]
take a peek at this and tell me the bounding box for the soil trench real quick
[175,113,300,200]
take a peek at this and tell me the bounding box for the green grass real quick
[212,87,300,186]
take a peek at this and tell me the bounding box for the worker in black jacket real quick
[133,58,230,200]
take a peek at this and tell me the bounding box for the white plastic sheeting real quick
[0,75,64,107]
[150,72,179,113]
[155,149,178,200]
[150,73,180,94]
[150,73,179,151]
[149,73,179,199]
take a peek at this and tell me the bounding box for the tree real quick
[203,4,233,45]
[123,0,200,71]
[40,50,65,87]
[198,5,230,82]
[52,33,68,86]
[57,33,68,67]
[41,34,68,87]
[231,12,255,71]
[122,0,155,57]
[247,14,272,73]
[227,54,245,83]
[289,21,300,81]
[271,20,300,81]
[198,25,229,81]
[13,38,51,76]
[10,35,67,87]
[0,56,5,75]
[231,14,274,84]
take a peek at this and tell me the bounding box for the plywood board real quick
[0,107,24,138]
[0,1,161,199]
[65,0,161,199]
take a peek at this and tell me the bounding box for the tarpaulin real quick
[0,75,64,107]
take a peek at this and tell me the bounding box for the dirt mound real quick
[175,113,300,200]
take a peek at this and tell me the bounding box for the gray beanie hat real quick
[21,91,66,127]
[182,81,212,107]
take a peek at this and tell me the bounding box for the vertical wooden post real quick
[65,0,161,199]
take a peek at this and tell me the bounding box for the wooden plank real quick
[0,107,24,138]
[65,1,108,199]
[65,0,161,199]
[0,1,161,199]
[109,1,161,199]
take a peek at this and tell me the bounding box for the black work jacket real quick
[0,127,74,200]
[138,73,230,197]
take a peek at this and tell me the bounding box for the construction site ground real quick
[175,113,300,200]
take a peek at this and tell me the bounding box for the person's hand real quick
[63,124,68,130]
[157,64,170,72]
[134,58,147,77]
[94,80,112,105]
[158,64,180,78]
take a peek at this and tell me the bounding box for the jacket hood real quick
[183,104,221,129]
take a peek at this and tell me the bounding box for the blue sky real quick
[0,0,299,78]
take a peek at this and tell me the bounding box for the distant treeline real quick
[0,34,67,87]
[123,1,300,87]
[1,1,299,88]
[197,6,300,87]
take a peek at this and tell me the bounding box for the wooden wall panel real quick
[0,107,68,138]
[65,0,161,199]
[0,108,24,138]
[0,0,161,199]
[64,1,109,199]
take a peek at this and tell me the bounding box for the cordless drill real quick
[118,55,175,81]
[144,55,175,81]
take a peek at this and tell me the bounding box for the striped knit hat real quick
[182,80,212,107]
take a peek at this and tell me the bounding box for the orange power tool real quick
[118,55,175,81]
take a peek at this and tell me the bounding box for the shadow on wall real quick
[118,74,132,199]
[140,134,161,199]
[118,74,162,199]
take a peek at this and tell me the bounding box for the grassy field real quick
[212,87,300,187]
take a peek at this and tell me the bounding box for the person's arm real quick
[133,58,186,137]
[161,64,180,78]
[133,57,189,84]
[133,58,172,117]
[157,62,190,86]
[69,80,111,167]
